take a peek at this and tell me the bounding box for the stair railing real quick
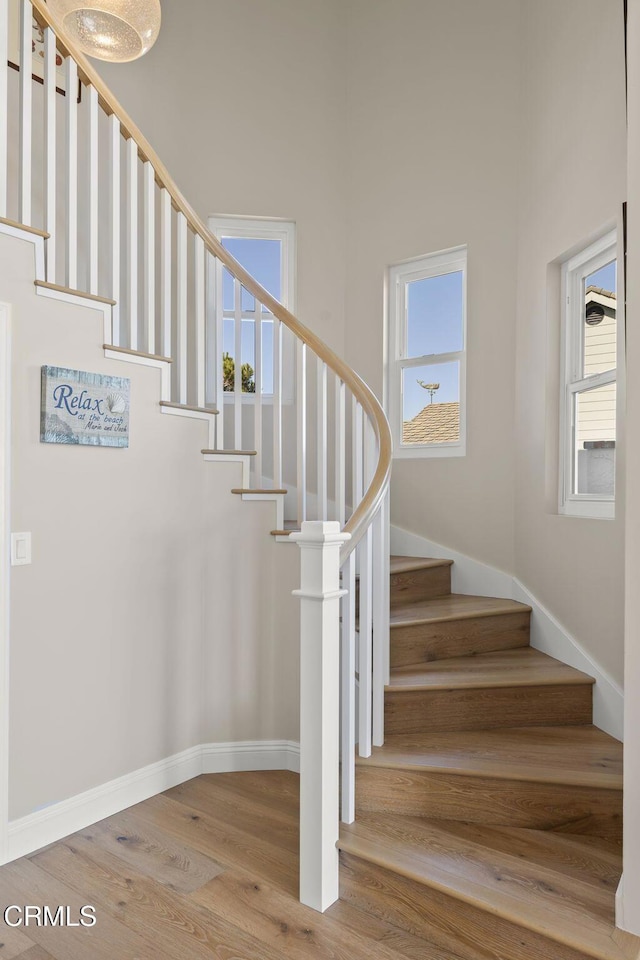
[0,0,392,913]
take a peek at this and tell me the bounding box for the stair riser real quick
[355,768,622,838]
[340,852,597,960]
[391,611,531,666]
[390,564,452,605]
[384,684,593,735]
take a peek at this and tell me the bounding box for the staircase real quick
[338,556,630,960]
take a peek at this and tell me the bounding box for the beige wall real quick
[4,234,299,820]
[97,0,348,360]
[343,0,521,572]
[514,0,627,683]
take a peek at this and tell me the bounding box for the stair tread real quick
[231,488,287,495]
[390,593,531,626]
[339,815,633,960]
[390,555,454,574]
[388,647,595,691]
[358,725,622,788]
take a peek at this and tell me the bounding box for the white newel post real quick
[291,520,351,913]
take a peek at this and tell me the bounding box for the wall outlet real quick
[11,532,31,566]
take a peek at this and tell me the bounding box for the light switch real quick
[11,533,31,566]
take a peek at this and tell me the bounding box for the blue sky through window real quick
[586,260,616,294]
[221,237,281,392]
[407,271,463,357]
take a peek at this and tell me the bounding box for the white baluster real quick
[65,57,78,287]
[109,114,120,344]
[215,260,225,447]
[176,212,187,403]
[352,399,363,517]
[372,501,386,747]
[273,319,283,489]
[43,26,56,282]
[358,525,373,758]
[254,302,263,484]
[296,340,307,525]
[19,0,32,226]
[205,250,217,407]
[0,0,8,217]
[233,278,242,448]
[126,137,138,349]
[341,550,356,823]
[143,161,155,353]
[160,188,171,359]
[292,520,350,913]
[335,377,346,526]
[88,85,99,295]
[317,358,328,520]
[195,234,205,408]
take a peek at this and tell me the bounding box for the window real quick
[560,231,618,518]
[388,246,467,458]
[208,216,295,400]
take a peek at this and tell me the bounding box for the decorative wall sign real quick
[41,366,130,448]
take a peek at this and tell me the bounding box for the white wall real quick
[3,233,299,821]
[514,0,627,684]
[343,0,521,573]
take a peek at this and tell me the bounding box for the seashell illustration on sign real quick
[107,393,127,414]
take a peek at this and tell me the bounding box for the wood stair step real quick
[391,594,532,665]
[389,647,595,691]
[390,555,453,603]
[105,344,172,363]
[202,449,256,455]
[338,815,635,960]
[231,488,287,496]
[356,726,622,835]
[385,648,594,734]
[159,400,218,414]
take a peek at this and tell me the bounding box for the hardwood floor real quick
[0,771,467,960]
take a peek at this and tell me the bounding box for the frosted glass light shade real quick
[52,0,161,62]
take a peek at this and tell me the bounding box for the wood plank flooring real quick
[0,771,468,960]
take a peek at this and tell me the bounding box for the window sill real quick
[559,499,615,520]
[393,441,466,460]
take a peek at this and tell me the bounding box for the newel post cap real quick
[290,520,351,547]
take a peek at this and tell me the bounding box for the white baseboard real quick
[6,739,300,864]
[390,525,623,741]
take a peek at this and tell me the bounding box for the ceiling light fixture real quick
[51,0,161,62]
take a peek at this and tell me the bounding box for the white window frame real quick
[388,246,467,459]
[559,229,618,519]
[208,215,296,404]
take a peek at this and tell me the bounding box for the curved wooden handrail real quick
[30,0,392,558]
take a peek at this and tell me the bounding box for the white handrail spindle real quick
[109,114,120,344]
[160,188,171,359]
[143,161,155,353]
[358,526,373,758]
[88,84,99,295]
[335,378,346,526]
[317,358,328,520]
[352,399,364,518]
[254,304,263,484]
[233,278,242,447]
[43,26,56,282]
[273,319,283,489]
[0,0,8,217]
[297,340,307,524]
[195,233,206,408]
[176,212,187,403]
[65,57,78,287]
[126,137,138,349]
[372,501,386,747]
[19,0,32,226]
[341,550,356,823]
[215,260,225,447]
